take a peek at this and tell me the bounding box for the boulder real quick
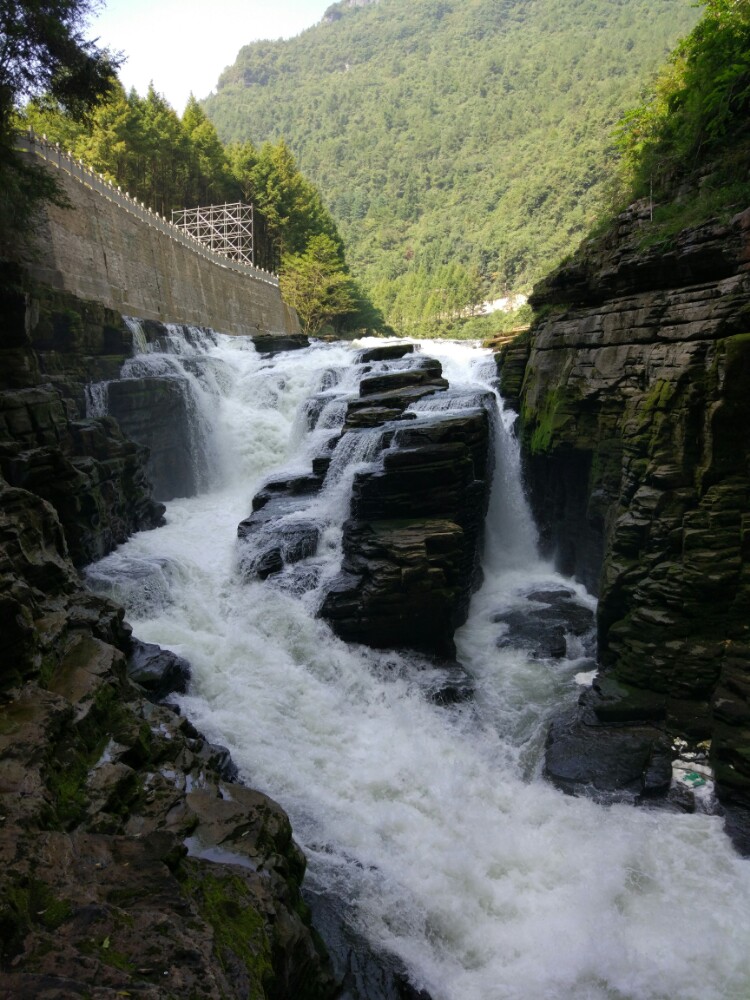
[545,707,672,799]
[237,469,326,580]
[127,637,191,701]
[252,332,310,354]
[319,518,467,657]
[356,343,416,363]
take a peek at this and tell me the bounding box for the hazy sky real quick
[87,0,328,113]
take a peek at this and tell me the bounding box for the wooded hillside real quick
[205,0,700,334]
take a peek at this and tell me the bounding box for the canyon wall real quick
[17,150,299,337]
[0,192,329,991]
[501,203,750,839]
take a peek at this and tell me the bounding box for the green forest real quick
[614,0,750,239]
[204,0,700,334]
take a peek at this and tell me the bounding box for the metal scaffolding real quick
[172,202,256,265]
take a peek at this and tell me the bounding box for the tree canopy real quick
[616,0,750,206]
[204,0,700,334]
[0,0,118,235]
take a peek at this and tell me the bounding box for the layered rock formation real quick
[321,354,490,657]
[0,265,165,565]
[0,266,336,995]
[501,203,750,843]
[238,346,492,659]
[0,480,336,998]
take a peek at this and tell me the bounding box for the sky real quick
[86,0,328,114]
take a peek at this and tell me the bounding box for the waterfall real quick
[124,315,149,355]
[85,380,109,418]
[85,334,750,1000]
[100,322,232,498]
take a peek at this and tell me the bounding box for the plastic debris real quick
[680,771,706,788]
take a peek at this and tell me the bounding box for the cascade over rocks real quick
[0,268,165,565]
[0,271,337,997]
[238,352,493,658]
[503,202,750,846]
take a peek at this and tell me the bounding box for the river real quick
[85,330,750,1000]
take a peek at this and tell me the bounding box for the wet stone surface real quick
[493,587,595,660]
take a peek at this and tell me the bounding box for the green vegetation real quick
[23,82,377,332]
[616,0,750,210]
[204,0,699,333]
[0,878,73,964]
[180,865,274,994]
[524,387,575,454]
[0,0,117,238]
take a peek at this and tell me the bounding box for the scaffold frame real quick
[171,202,256,265]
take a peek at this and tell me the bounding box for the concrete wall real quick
[20,160,300,337]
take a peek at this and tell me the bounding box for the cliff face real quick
[502,203,750,835]
[0,267,335,995]
[0,265,165,566]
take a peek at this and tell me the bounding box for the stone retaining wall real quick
[17,152,299,337]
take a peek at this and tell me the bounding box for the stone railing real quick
[18,131,280,288]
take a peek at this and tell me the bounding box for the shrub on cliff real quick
[616,0,750,204]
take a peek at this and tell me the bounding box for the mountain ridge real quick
[205,0,701,333]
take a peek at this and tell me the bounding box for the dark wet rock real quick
[308,890,434,1000]
[321,378,492,654]
[240,519,321,580]
[345,404,415,428]
[495,610,568,659]
[344,385,447,427]
[544,707,672,799]
[356,343,416,363]
[320,519,467,658]
[393,406,492,481]
[143,319,219,353]
[353,443,480,523]
[580,674,666,725]
[238,470,325,580]
[107,375,199,501]
[358,363,447,399]
[493,589,595,659]
[525,587,574,603]
[253,332,310,354]
[250,471,326,512]
[0,473,337,1000]
[0,275,168,566]
[312,453,334,477]
[723,804,750,857]
[0,388,164,565]
[425,662,475,705]
[127,637,191,701]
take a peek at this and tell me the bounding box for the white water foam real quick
[86,336,750,1000]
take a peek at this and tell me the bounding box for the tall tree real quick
[226,139,259,202]
[182,94,234,204]
[252,139,341,256]
[279,233,356,334]
[0,0,118,234]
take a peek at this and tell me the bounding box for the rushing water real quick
[86,333,750,1000]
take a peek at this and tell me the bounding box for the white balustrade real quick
[18,130,279,286]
